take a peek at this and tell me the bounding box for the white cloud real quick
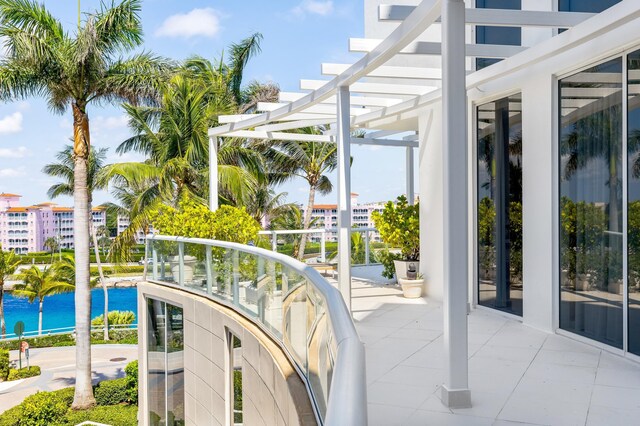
[0,112,23,134]
[155,8,221,39]
[0,167,25,177]
[291,1,334,17]
[92,115,128,131]
[0,146,28,158]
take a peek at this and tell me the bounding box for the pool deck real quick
[349,277,640,426]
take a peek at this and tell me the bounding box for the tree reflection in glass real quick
[559,58,623,348]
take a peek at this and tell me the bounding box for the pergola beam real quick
[278,92,404,107]
[221,129,418,147]
[322,63,442,80]
[257,102,376,116]
[350,38,526,59]
[300,79,438,96]
[379,4,595,28]
[208,0,443,137]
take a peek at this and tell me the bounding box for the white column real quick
[441,0,471,408]
[337,85,352,311]
[209,137,219,211]
[419,107,444,301]
[406,147,415,204]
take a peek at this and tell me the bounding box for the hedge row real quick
[0,360,139,426]
[18,252,145,265]
[7,366,40,381]
[0,329,138,351]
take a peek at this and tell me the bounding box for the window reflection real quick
[558,0,621,13]
[475,0,521,70]
[628,50,640,356]
[477,94,523,316]
[147,298,184,425]
[559,58,623,348]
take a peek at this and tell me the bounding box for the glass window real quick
[477,94,523,316]
[559,58,623,348]
[628,49,640,356]
[559,0,621,13]
[147,298,184,425]
[475,0,521,70]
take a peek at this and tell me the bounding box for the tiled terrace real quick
[347,270,640,426]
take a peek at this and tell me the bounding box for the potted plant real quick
[372,195,420,281]
[398,273,424,298]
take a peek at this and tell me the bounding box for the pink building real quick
[0,193,106,253]
[310,193,385,242]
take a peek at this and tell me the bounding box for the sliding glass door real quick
[559,58,623,348]
[477,94,523,316]
[628,51,640,356]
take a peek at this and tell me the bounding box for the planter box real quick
[393,260,420,280]
[398,278,424,298]
[168,255,198,282]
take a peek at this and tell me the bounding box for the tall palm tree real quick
[44,145,111,341]
[43,237,59,263]
[263,133,338,260]
[0,0,173,407]
[14,265,75,336]
[0,245,20,337]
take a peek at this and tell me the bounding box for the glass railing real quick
[146,235,367,426]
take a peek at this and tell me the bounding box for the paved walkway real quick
[0,344,137,413]
[350,279,640,426]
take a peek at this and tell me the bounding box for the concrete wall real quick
[138,282,317,426]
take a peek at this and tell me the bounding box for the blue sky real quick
[0,0,416,207]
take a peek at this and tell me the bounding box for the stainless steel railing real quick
[146,234,367,426]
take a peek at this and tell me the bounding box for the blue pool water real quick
[2,287,138,335]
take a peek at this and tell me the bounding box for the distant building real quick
[309,193,386,242]
[116,214,152,244]
[0,193,106,253]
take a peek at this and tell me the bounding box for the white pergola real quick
[208,0,595,408]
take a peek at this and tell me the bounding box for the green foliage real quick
[91,311,136,327]
[124,360,139,404]
[94,377,128,406]
[371,195,420,261]
[151,198,261,243]
[62,405,138,426]
[0,386,136,426]
[376,249,401,279]
[7,366,41,381]
[234,370,243,424]
[0,330,138,351]
[0,349,9,380]
[16,390,70,426]
[90,265,144,276]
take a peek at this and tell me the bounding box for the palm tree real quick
[263,133,338,260]
[14,265,75,336]
[269,205,318,258]
[43,237,59,263]
[0,0,173,407]
[0,245,20,337]
[44,145,111,341]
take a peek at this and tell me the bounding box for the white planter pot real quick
[393,260,420,280]
[398,278,424,298]
[168,255,198,282]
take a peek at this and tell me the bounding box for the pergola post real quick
[441,0,471,408]
[209,137,219,212]
[337,85,352,311]
[406,146,415,204]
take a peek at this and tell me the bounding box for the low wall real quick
[138,281,317,426]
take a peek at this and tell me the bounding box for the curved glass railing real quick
[146,235,367,425]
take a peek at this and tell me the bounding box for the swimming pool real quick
[2,287,138,335]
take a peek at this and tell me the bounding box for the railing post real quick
[178,241,185,286]
[271,231,277,252]
[320,234,326,263]
[364,230,370,266]
[144,238,149,281]
[205,245,213,295]
[152,242,158,281]
[232,250,240,305]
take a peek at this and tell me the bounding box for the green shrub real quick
[91,311,136,327]
[18,390,69,426]
[7,366,41,381]
[0,348,9,380]
[124,360,138,404]
[376,249,402,279]
[0,334,75,351]
[62,405,138,426]
[95,377,128,406]
[371,195,420,261]
[0,405,21,426]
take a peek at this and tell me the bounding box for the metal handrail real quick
[146,234,367,426]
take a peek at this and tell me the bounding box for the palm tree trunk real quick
[0,283,5,338]
[297,185,317,261]
[91,223,108,341]
[71,102,96,409]
[38,299,43,336]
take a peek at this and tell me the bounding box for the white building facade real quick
[309,193,385,242]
